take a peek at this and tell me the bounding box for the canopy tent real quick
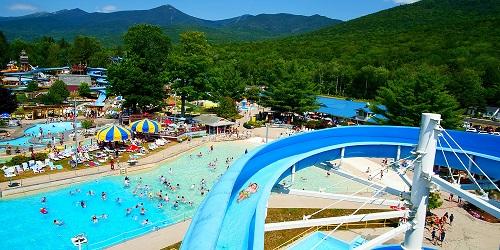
[130,118,161,134]
[96,125,132,142]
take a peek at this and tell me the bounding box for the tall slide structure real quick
[182,113,500,250]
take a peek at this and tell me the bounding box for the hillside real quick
[0,5,341,44]
[218,0,500,106]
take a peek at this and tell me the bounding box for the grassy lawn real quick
[162,208,397,250]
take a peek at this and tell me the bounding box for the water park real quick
[1,4,500,249]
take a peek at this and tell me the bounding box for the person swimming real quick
[116,197,122,204]
[126,208,132,216]
[157,203,163,209]
[140,207,146,215]
[173,201,179,209]
[53,219,64,226]
[88,190,95,196]
[40,207,48,214]
[41,197,47,203]
[80,201,86,208]
[100,214,108,219]
[101,192,107,200]
[91,215,98,223]
[141,219,150,225]
[237,183,259,203]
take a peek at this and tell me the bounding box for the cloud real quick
[98,5,117,13]
[392,0,420,4]
[9,3,37,11]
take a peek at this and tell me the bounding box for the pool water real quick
[0,141,255,249]
[0,122,80,148]
[287,232,364,250]
[287,165,374,194]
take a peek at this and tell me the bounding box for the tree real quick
[0,31,8,67]
[373,66,463,128]
[428,192,443,210]
[0,87,18,114]
[108,24,171,112]
[78,82,91,98]
[216,97,239,119]
[26,82,39,92]
[81,119,94,130]
[448,68,485,110]
[41,80,69,104]
[261,61,319,113]
[209,63,246,100]
[70,36,102,64]
[167,31,212,116]
[245,86,262,102]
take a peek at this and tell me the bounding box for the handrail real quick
[274,219,392,250]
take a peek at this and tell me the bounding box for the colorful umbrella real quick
[130,118,161,134]
[96,125,132,142]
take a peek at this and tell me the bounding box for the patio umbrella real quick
[130,118,161,134]
[96,125,132,142]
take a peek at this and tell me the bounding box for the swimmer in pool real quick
[100,214,108,219]
[88,190,95,196]
[142,219,150,225]
[53,219,64,226]
[41,197,47,203]
[140,207,146,215]
[126,208,132,216]
[116,197,122,204]
[101,192,107,200]
[91,215,98,223]
[80,201,86,208]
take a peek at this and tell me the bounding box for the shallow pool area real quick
[0,140,255,249]
[287,232,366,250]
[0,122,80,148]
[286,165,373,194]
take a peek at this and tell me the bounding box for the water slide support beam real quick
[356,222,412,250]
[291,164,296,183]
[340,147,345,166]
[403,113,441,250]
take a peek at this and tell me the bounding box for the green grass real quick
[162,208,398,250]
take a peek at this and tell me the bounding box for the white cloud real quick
[9,3,37,11]
[98,5,117,13]
[392,0,420,4]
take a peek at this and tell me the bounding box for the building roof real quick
[193,114,235,127]
[316,96,386,123]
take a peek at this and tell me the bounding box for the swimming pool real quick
[0,141,255,249]
[287,232,365,250]
[0,122,80,148]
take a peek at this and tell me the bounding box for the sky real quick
[0,0,420,20]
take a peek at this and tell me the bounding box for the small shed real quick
[193,114,235,134]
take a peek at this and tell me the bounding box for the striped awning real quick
[130,118,161,134]
[96,125,132,142]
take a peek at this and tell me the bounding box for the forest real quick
[0,0,499,128]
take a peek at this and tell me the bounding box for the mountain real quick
[0,5,341,44]
[224,0,500,65]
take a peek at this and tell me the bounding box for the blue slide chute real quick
[181,126,500,250]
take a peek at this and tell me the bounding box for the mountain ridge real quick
[0,5,342,44]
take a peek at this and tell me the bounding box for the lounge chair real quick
[48,162,56,170]
[103,147,114,153]
[28,160,35,168]
[84,152,93,161]
[55,165,63,170]
[4,171,16,178]
[148,143,157,151]
[22,162,30,171]
[13,165,23,173]
[35,161,46,169]
[48,153,60,161]
[44,159,51,166]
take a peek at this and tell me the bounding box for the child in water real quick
[237,183,259,203]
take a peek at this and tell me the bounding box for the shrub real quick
[33,152,48,161]
[243,120,264,129]
[6,155,30,166]
[81,119,94,129]
[428,192,443,210]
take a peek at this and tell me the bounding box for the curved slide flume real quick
[181,126,500,250]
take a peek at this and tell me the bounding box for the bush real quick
[428,192,443,210]
[243,120,265,129]
[6,155,30,166]
[33,152,48,161]
[81,119,94,129]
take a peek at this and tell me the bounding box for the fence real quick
[273,219,394,250]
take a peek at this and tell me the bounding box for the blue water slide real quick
[181,126,500,250]
[94,89,107,106]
